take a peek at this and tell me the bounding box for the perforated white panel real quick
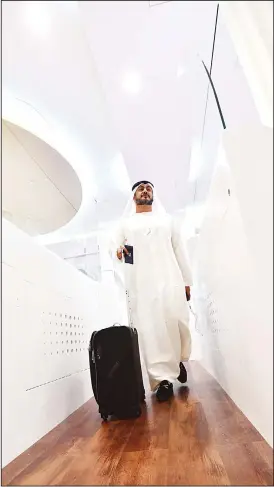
[3,261,93,392]
[42,313,86,357]
[2,219,125,466]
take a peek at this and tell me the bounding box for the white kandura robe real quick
[113,212,193,391]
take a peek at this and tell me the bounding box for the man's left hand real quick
[185,286,191,301]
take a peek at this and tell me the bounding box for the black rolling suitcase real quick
[88,325,145,421]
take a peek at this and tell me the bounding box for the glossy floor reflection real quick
[2,361,273,486]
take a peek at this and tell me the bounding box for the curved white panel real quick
[2,1,131,243]
[2,120,82,235]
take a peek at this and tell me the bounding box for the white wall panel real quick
[222,125,273,305]
[220,1,273,127]
[192,6,273,446]
[213,10,260,129]
[47,234,101,282]
[194,127,273,447]
[2,219,126,467]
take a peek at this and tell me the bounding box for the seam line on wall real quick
[26,368,89,391]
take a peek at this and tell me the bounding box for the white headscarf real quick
[122,183,167,218]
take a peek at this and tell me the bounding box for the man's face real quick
[134,183,154,206]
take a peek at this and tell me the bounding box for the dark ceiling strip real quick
[201,60,226,130]
[201,3,221,145]
[193,3,221,204]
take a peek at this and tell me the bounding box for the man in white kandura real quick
[114,180,193,402]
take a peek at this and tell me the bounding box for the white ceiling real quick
[79,0,218,211]
[2,120,82,235]
[2,0,217,243]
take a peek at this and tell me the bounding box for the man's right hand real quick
[116,247,129,261]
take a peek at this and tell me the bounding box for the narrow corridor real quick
[2,361,273,486]
[2,1,273,485]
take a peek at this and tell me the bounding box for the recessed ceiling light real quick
[177,66,185,78]
[24,3,51,37]
[122,72,142,95]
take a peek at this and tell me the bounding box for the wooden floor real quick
[2,361,273,486]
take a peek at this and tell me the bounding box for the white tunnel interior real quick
[2,0,273,467]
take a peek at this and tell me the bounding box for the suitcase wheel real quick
[135,408,141,418]
[99,409,108,421]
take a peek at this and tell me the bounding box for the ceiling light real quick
[122,72,142,95]
[177,66,185,78]
[24,3,51,37]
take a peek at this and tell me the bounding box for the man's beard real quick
[135,197,154,206]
